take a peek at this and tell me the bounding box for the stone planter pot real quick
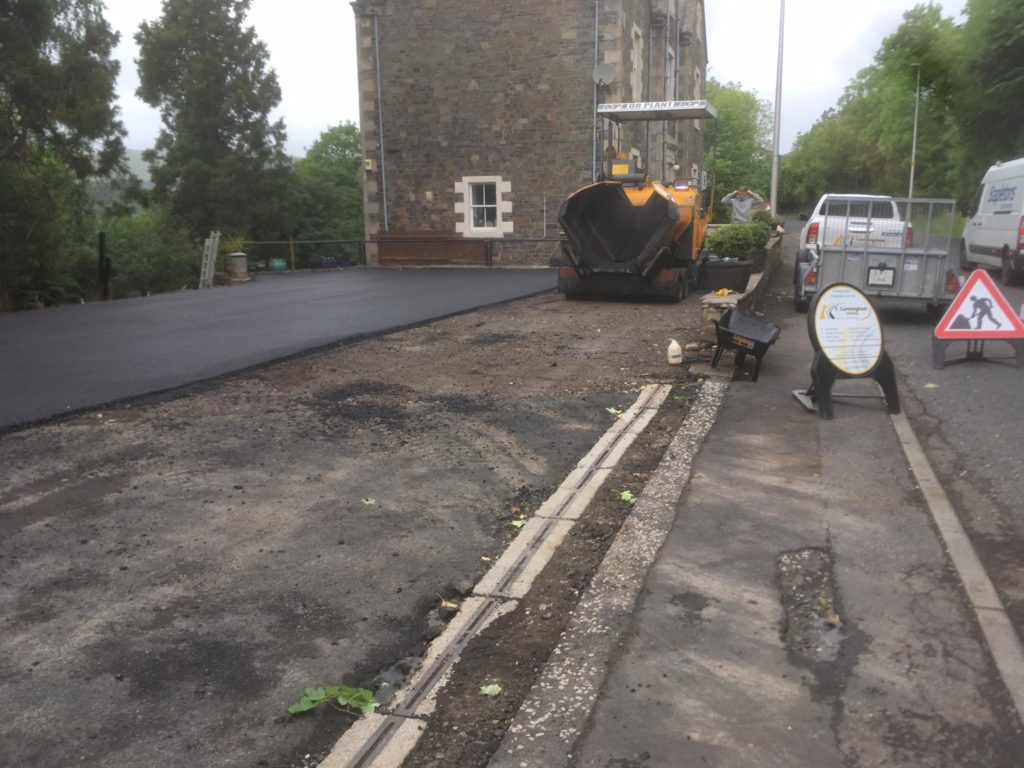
[750,247,768,273]
[705,257,753,293]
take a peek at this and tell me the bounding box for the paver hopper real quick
[557,176,704,301]
[556,100,716,302]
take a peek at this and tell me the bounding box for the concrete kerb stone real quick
[473,517,577,599]
[532,467,613,522]
[487,379,729,768]
[390,596,519,717]
[321,597,517,767]
[317,713,426,768]
[596,406,660,469]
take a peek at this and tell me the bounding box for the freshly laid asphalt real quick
[488,240,1024,767]
[0,267,554,430]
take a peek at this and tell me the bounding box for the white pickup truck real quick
[793,193,960,315]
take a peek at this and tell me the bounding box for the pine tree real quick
[135,0,290,239]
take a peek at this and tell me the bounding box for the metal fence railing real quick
[238,237,564,271]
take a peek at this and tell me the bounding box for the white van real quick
[961,157,1024,285]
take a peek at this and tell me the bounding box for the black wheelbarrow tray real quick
[711,308,781,382]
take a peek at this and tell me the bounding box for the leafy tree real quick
[862,4,963,198]
[0,0,125,174]
[101,206,199,298]
[0,150,97,309]
[705,80,772,221]
[0,0,125,309]
[135,0,290,240]
[288,122,364,246]
[959,0,1024,179]
[779,3,964,209]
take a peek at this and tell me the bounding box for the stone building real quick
[350,0,710,264]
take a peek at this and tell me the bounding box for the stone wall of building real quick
[594,0,710,184]
[351,0,709,264]
[352,0,596,249]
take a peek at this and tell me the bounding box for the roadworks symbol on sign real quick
[934,269,1024,340]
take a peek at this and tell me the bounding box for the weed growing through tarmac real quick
[287,685,379,717]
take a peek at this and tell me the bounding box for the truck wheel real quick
[793,250,810,312]
[1001,249,1018,286]
[959,240,974,271]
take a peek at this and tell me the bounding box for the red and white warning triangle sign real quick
[935,269,1024,339]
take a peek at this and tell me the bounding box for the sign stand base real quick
[794,350,901,420]
[932,337,1024,369]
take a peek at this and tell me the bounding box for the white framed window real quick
[454,175,513,237]
[470,182,497,228]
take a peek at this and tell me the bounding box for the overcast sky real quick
[104,0,965,157]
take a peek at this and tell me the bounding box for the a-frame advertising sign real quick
[932,269,1024,368]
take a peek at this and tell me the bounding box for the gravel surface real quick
[0,289,708,768]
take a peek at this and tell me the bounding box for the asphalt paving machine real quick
[557,101,717,301]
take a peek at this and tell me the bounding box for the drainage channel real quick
[319,384,672,768]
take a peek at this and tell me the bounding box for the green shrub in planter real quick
[751,209,777,228]
[746,222,771,249]
[704,223,754,260]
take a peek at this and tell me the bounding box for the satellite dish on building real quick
[592,63,617,87]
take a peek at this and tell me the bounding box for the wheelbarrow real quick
[711,308,781,382]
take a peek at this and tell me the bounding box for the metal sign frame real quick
[597,100,718,123]
[794,283,900,419]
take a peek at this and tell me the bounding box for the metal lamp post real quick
[769,0,785,214]
[908,63,922,201]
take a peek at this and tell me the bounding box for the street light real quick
[908,63,922,201]
[769,0,785,214]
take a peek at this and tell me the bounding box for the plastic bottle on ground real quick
[667,339,683,365]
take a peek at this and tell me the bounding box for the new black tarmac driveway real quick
[0,267,554,430]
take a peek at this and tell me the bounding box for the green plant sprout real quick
[287,685,379,717]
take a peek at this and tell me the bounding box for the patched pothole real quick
[776,546,847,663]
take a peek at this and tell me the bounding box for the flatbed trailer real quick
[811,198,962,314]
